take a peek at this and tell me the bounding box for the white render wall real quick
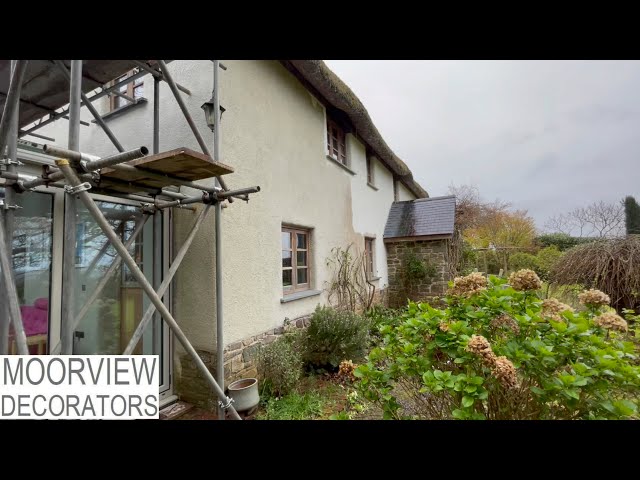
[34,60,417,350]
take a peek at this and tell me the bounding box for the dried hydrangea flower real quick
[508,269,542,291]
[542,298,575,315]
[438,321,451,332]
[578,289,610,308]
[490,314,520,334]
[465,334,496,364]
[541,298,575,322]
[448,272,488,297]
[492,356,519,389]
[593,311,628,332]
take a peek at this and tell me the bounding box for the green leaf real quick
[454,357,466,364]
[614,400,637,417]
[462,396,474,408]
[433,370,444,380]
[464,385,477,393]
[530,386,545,396]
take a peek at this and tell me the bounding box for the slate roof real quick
[384,195,456,240]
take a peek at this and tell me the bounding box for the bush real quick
[303,306,371,369]
[355,271,640,420]
[536,233,596,251]
[366,305,403,340]
[535,246,563,280]
[256,335,303,397]
[551,236,640,312]
[509,252,539,273]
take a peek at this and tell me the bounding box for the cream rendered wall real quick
[398,181,417,201]
[346,135,395,291]
[32,60,407,351]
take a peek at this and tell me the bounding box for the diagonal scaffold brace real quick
[55,158,242,420]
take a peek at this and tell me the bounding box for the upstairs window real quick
[109,69,144,112]
[327,117,347,166]
[366,156,375,186]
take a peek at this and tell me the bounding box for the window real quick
[364,237,375,279]
[393,178,399,202]
[366,156,375,185]
[282,227,310,293]
[326,117,347,166]
[109,69,144,112]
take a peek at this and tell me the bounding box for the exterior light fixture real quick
[201,97,225,132]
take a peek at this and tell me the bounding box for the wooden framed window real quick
[364,237,375,279]
[366,156,375,185]
[282,227,311,293]
[326,117,347,166]
[109,69,144,112]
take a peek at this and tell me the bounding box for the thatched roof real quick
[283,60,428,199]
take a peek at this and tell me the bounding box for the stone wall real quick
[175,314,311,410]
[386,239,451,308]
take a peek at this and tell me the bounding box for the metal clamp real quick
[0,199,22,210]
[64,182,92,195]
[0,158,24,167]
[218,396,235,410]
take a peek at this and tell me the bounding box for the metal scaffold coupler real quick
[64,182,92,195]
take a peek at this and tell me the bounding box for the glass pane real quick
[297,268,307,284]
[282,269,292,287]
[297,233,306,249]
[134,84,144,99]
[74,201,156,356]
[282,250,292,268]
[281,231,291,249]
[4,190,54,355]
[297,250,307,267]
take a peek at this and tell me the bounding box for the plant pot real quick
[227,378,260,413]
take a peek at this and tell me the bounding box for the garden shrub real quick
[355,270,640,420]
[509,252,539,273]
[256,335,303,397]
[303,305,370,369]
[366,305,403,340]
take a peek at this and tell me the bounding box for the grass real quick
[254,373,378,420]
[256,391,325,420]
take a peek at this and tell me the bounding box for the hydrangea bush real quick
[355,270,640,420]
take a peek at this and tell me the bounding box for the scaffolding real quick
[0,60,260,420]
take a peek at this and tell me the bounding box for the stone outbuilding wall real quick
[385,239,451,308]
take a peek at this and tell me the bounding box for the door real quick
[68,194,171,394]
[0,187,58,355]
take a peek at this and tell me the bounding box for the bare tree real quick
[448,183,510,231]
[544,200,625,238]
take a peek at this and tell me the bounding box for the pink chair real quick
[9,298,49,354]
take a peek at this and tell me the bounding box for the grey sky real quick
[324,60,640,231]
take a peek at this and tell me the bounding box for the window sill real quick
[367,182,378,191]
[369,276,381,282]
[326,155,356,175]
[93,97,148,123]
[281,289,322,303]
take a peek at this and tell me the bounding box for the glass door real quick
[68,195,170,393]
[0,187,55,355]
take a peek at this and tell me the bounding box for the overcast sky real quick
[324,60,640,231]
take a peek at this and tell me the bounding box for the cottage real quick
[0,60,428,412]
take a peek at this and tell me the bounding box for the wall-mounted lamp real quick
[201,97,226,132]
